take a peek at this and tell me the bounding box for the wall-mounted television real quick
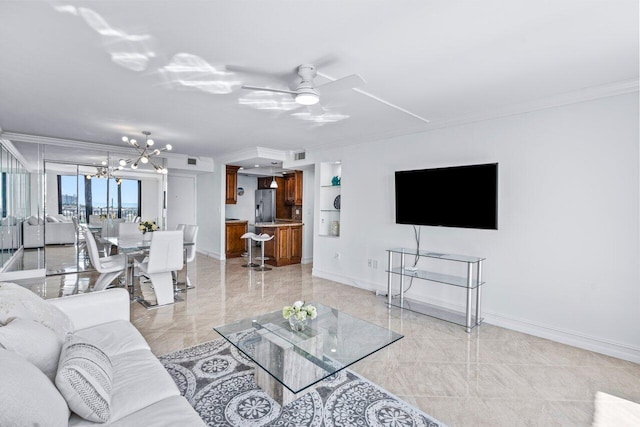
[395,163,498,229]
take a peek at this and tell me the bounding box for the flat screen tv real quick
[395,163,498,229]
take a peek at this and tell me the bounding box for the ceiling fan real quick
[240,64,365,107]
[237,62,430,123]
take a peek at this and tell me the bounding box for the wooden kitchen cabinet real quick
[259,224,302,266]
[284,174,295,205]
[293,170,303,205]
[225,220,247,258]
[257,177,271,189]
[283,170,303,205]
[225,165,241,204]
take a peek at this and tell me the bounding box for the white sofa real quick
[23,216,77,248]
[0,283,205,426]
[0,216,20,249]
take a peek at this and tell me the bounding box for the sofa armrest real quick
[48,288,130,330]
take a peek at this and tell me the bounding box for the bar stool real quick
[241,232,259,268]
[252,233,274,271]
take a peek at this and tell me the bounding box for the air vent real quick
[294,151,306,161]
[187,158,197,165]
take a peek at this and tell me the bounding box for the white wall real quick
[140,178,162,225]
[167,174,196,229]
[225,174,258,227]
[196,169,223,258]
[311,92,640,362]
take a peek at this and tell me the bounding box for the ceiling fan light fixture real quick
[295,91,319,106]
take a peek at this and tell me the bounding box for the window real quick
[59,175,141,222]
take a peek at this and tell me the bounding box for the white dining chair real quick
[118,222,142,238]
[84,229,127,291]
[137,230,184,306]
[252,233,274,271]
[183,224,198,288]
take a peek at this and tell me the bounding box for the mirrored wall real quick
[0,143,31,270]
[43,161,146,275]
[0,141,167,278]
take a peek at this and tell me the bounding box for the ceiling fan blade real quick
[307,103,325,116]
[241,84,297,95]
[353,88,430,123]
[315,73,365,95]
[226,64,293,80]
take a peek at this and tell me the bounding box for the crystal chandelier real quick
[85,161,122,185]
[119,131,171,174]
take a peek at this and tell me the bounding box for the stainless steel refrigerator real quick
[255,189,276,223]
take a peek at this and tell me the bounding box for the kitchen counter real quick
[253,221,303,228]
[225,219,248,224]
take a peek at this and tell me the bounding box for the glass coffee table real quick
[214,302,403,405]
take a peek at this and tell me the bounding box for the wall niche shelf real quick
[386,248,485,333]
[318,162,341,237]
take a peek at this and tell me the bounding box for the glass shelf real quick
[386,267,483,288]
[386,248,485,333]
[387,248,485,263]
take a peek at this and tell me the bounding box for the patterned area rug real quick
[159,335,445,426]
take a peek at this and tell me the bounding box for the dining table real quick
[105,236,195,306]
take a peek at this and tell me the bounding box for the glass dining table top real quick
[213,302,403,394]
[105,236,194,252]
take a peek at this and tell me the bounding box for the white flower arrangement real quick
[282,300,317,321]
[138,220,159,233]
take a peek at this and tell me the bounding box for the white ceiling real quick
[0,1,637,168]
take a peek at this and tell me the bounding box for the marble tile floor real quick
[11,252,640,427]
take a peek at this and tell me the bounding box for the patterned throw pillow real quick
[55,334,113,423]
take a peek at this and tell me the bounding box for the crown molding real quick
[217,146,287,165]
[0,138,37,173]
[424,78,639,132]
[306,78,640,153]
[0,132,196,161]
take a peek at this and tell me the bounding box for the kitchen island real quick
[254,221,303,267]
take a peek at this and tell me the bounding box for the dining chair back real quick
[118,222,142,238]
[138,230,184,306]
[84,229,127,291]
[183,225,198,263]
[72,216,87,258]
[89,214,102,226]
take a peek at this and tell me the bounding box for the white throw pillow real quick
[47,214,59,222]
[55,334,113,423]
[27,216,42,226]
[0,348,70,427]
[0,318,64,381]
[0,282,74,340]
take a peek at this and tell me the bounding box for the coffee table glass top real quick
[214,302,403,394]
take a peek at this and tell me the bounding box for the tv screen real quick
[395,163,498,229]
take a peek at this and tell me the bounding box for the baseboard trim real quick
[483,311,640,364]
[312,269,640,364]
[196,248,222,260]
